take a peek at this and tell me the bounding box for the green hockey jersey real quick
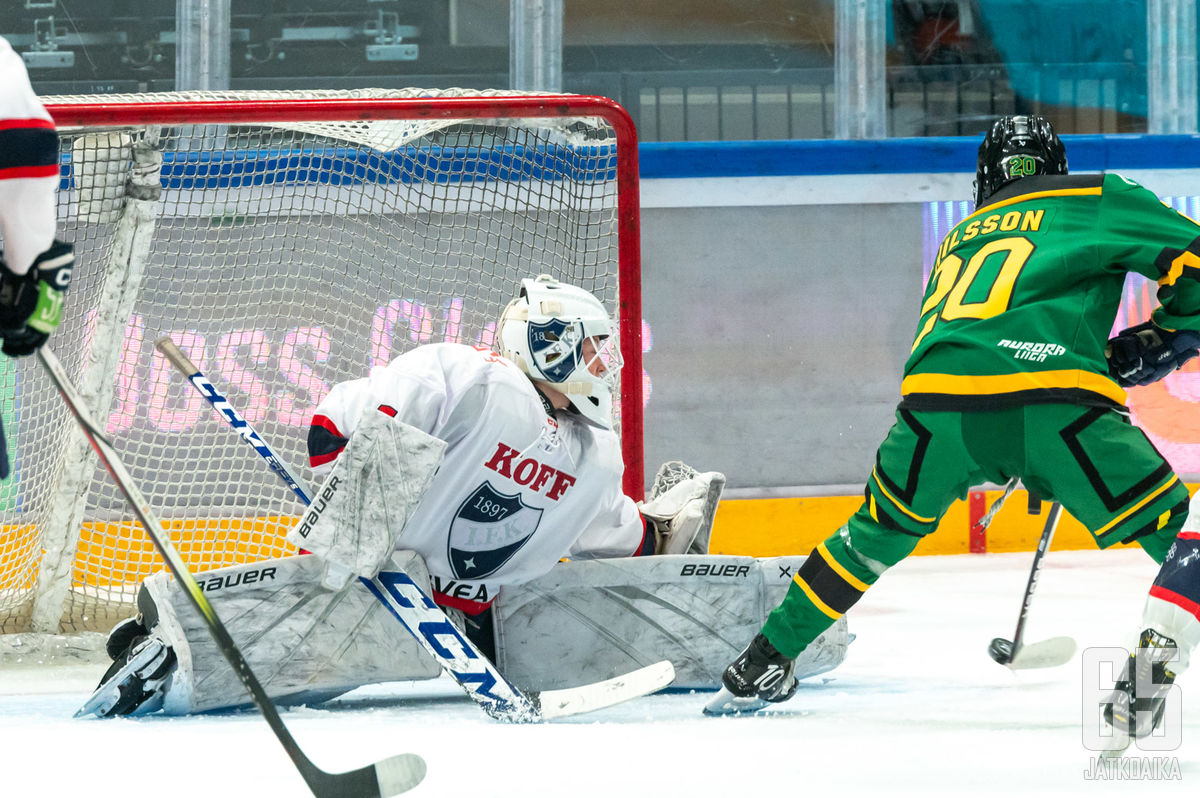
[902,173,1200,411]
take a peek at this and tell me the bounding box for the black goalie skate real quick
[1100,628,1178,755]
[703,633,798,716]
[75,635,177,719]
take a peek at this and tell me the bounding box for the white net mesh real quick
[0,89,635,634]
[649,461,700,500]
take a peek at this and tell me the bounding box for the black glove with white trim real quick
[0,239,74,357]
[1106,320,1200,388]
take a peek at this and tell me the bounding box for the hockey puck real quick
[987,637,1014,664]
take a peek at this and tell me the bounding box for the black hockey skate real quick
[75,635,177,718]
[1100,628,1178,754]
[703,633,798,716]
[104,615,149,660]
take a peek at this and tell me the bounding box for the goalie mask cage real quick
[0,89,643,635]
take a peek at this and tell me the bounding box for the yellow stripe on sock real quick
[792,574,843,620]
[817,541,870,592]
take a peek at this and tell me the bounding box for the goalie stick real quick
[154,337,315,505]
[37,346,425,798]
[987,500,1077,670]
[155,336,675,722]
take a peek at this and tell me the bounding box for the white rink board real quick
[2,548,1197,797]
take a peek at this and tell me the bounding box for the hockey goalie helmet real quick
[498,274,622,428]
[973,114,1067,208]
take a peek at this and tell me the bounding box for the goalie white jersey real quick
[307,342,647,612]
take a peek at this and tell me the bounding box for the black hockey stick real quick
[37,346,425,798]
[987,500,1076,669]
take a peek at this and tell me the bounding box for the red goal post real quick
[0,89,643,635]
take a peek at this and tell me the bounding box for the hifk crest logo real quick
[448,482,544,579]
[528,318,581,382]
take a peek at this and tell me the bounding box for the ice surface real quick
[2,549,1195,797]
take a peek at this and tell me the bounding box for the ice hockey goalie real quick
[79,276,849,717]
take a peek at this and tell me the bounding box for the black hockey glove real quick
[0,240,74,357]
[1106,320,1200,388]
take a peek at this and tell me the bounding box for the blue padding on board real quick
[54,134,1200,187]
[58,144,619,191]
[638,135,1200,179]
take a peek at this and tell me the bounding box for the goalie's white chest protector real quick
[311,343,643,608]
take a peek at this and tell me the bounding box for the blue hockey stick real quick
[154,336,672,721]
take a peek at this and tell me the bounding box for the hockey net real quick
[0,88,642,637]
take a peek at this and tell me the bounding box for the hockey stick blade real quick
[37,347,425,798]
[533,661,675,720]
[303,755,426,798]
[1000,635,1077,670]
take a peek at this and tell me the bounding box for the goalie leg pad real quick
[94,551,444,715]
[493,554,850,691]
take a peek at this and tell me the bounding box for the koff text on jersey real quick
[483,442,577,500]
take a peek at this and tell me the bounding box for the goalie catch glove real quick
[638,464,726,555]
[1106,320,1200,388]
[0,240,74,357]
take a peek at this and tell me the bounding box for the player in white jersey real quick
[83,275,724,716]
[0,35,75,477]
[304,277,666,654]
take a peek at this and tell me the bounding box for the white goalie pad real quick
[285,407,447,585]
[144,551,442,714]
[493,554,850,691]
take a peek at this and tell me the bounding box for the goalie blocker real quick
[82,550,849,716]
